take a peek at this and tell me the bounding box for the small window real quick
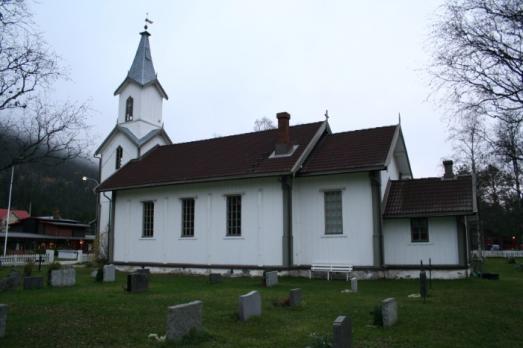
[181,198,195,237]
[324,190,343,234]
[411,218,429,242]
[125,96,133,121]
[142,201,154,238]
[226,195,241,236]
[115,146,123,169]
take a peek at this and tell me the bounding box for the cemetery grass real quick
[0,259,522,348]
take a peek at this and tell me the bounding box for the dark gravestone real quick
[0,272,21,291]
[136,268,150,277]
[166,301,203,342]
[127,273,148,292]
[481,272,499,280]
[23,276,44,290]
[333,315,352,348]
[209,273,222,284]
[289,288,302,307]
[0,304,6,338]
[419,271,428,301]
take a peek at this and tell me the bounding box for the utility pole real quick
[3,166,15,257]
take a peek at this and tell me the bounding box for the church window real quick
[324,190,343,235]
[411,218,429,242]
[125,96,133,121]
[226,195,241,236]
[115,146,123,169]
[181,198,195,237]
[142,201,154,238]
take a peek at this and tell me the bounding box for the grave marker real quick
[351,278,358,293]
[332,315,352,348]
[103,264,116,282]
[381,298,398,327]
[0,304,7,338]
[264,271,278,287]
[289,288,302,307]
[166,301,203,342]
[239,290,261,321]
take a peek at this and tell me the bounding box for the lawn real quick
[0,259,522,348]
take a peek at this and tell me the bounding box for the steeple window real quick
[125,97,134,121]
[116,146,123,169]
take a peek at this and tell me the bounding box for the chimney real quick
[275,112,291,155]
[443,160,454,179]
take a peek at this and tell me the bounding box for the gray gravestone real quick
[209,273,222,284]
[238,290,262,321]
[351,278,358,293]
[0,304,7,338]
[50,268,76,287]
[127,273,148,292]
[381,298,398,327]
[103,264,116,282]
[23,276,44,290]
[166,301,203,342]
[7,271,20,288]
[264,271,278,287]
[90,270,98,278]
[289,288,302,307]
[333,315,352,348]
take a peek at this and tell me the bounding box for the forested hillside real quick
[0,158,97,223]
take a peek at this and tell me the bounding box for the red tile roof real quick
[98,122,324,191]
[0,209,30,220]
[383,175,475,218]
[300,125,397,174]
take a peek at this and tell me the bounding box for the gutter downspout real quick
[108,190,116,263]
[370,171,384,267]
[281,175,293,268]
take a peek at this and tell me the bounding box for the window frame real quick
[115,146,123,169]
[226,195,242,236]
[142,201,155,238]
[410,217,429,243]
[181,198,195,238]
[125,96,134,122]
[324,190,343,235]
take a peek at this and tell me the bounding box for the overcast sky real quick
[32,0,450,178]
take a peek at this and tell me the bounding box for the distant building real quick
[0,209,30,232]
[0,216,95,253]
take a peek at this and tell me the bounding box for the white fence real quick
[0,253,50,266]
[0,250,95,266]
[473,250,523,258]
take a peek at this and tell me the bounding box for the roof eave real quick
[383,211,476,219]
[298,165,386,177]
[97,171,292,193]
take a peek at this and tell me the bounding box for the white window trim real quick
[323,190,344,236]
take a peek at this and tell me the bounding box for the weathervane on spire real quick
[325,109,329,120]
[144,13,154,30]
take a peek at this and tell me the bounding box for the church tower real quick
[95,25,171,259]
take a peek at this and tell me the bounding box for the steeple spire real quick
[114,23,168,99]
[127,30,156,86]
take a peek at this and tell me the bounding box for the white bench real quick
[310,263,353,281]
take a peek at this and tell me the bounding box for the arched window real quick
[115,146,123,169]
[125,97,133,121]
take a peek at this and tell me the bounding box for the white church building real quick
[95,28,476,279]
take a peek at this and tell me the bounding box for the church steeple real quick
[127,30,157,86]
[114,29,168,99]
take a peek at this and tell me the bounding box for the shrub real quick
[372,305,383,327]
[95,267,104,282]
[23,260,34,276]
[47,261,61,274]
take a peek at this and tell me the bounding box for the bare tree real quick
[492,115,523,202]
[430,0,523,124]
[253,117,276,131]
[0,100,90,171]
[0,0,60,111]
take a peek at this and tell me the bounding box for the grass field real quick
[0,259,522,347]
